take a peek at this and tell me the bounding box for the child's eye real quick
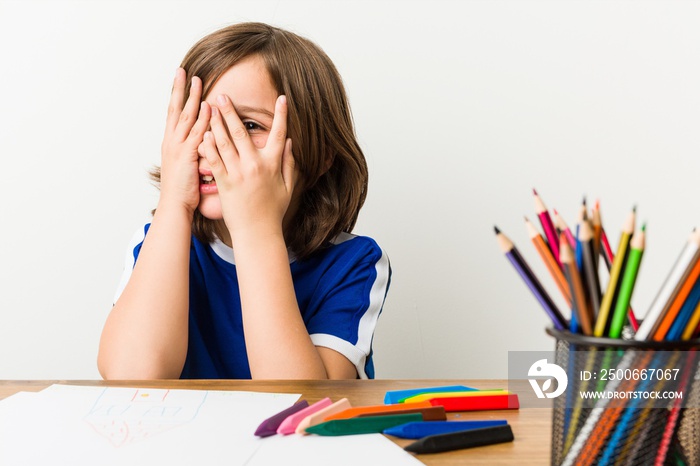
[243,121,264,132]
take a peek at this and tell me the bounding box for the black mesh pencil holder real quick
[547,328,700,466]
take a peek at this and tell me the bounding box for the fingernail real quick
[279,95,287,106]
[217,94,227,106]
[204,131,212,140]
[211,106,219,117]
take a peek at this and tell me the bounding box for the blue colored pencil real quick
[667,276,700,341]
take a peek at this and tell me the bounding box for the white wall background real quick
[2,0,700,379]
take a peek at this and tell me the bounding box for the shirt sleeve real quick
[112,224,149,305]
[305,236,391,379]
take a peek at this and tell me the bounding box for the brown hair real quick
[151,22,368,260]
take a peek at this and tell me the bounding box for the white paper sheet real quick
[0,385,424,466]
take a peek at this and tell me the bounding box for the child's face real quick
[197,55,279,221]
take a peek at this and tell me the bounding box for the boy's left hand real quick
[199,94,297,238]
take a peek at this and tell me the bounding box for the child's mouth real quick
[201,175,216,185]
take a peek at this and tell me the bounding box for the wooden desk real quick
[0,379,551,465]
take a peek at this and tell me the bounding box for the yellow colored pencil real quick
[594,208,635,337]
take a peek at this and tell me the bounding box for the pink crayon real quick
[295,398,352,435]
[276,397,333,435]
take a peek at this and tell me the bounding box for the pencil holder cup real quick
[546,328,700,466]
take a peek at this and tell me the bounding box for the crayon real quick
[404,425,514,454]
[428,393,519,412]
[277,397,333,435]
[384,385,476,404]
[322,401,432,421]
[384,420,508,439]
[305,413,423,436]
[254,399,309,437]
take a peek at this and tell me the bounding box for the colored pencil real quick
[591,200,602,270]
[596,200,613,268]
[619,380,672,465]
[495,226,567,330]
[653,232,700,341]
[682,298,700,340]
[598,351,677,465]
[667,277,700,340]
[594,207,635,337]
[533,189,561,266]
[561,352,652,466]
[553,209,576,248]
[608,225,645,339]
[653,350,697,465]
[578,220,602,319]
[598,210,639,331]
[525,217,572,306]
[621,407,667,466]
[570,197,588,334]
[562,348,598,454]
[600,234,640,332]
[560,235,593,335]
[635,229,700,340]
[600,227,614,269]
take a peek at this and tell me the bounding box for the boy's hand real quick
[199,94,297,237]
[159,68,211,214]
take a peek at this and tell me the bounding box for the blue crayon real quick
[383,420,508,439]
[384,385,476,404]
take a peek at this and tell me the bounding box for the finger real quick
[173,76,203,142]
[200,131,228,179]
[185,101,212,147]
[164,68,186,135]
[209,105,240,169]
[265,95,288,159]
[215,94,256,155]
[281,138,297,193]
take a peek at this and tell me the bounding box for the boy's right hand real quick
[159,68,211,214]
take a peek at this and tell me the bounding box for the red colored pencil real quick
[533,189,561,266]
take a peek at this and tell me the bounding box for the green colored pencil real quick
[594,208,635,337]
[609,225,645,338]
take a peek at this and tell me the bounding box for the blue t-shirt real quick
[114,224,391,379]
